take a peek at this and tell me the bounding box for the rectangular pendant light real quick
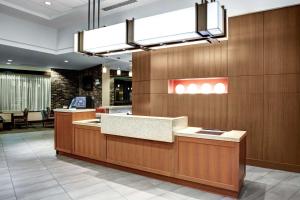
[134,7,202,46]
[74,31,84,53]
[198,1,225,37]
[83,22,134,54]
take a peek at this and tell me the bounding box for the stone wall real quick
[79,65,102,107]
[51,69,79,109]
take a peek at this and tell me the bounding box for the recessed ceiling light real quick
[45,1,51,6]
[7,59,13,62]
[64,60,69,63]
[6,62,11,65]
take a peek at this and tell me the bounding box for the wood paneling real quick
[132,51,151,115]
[73,125,106,161]
[167,46,194,79]
[132,94,150,116]
[264,74,300,93]
[283,94,300,165]
[132,81,150,94]
[264,6,300,74]
[55,112,73,153]
[188,95,228,130]
[167,94,189,118]
[132,51,151,82]
[228,13,264,76]
[132,5,300,171]
[166,42,228,79]
[263,93,285,163]
[55,111,96,153]
[151,49,168,80]
[193,42,228,77]
[228,76,264,94]
[106,135,174,176]
[150,94,168,117]
[263,4,300,166]
[228,76,264,160]
[150,80,168,94]
[175,136,245,192]
[228,94,264,160]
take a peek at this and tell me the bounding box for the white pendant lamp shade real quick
[74,1,227,56]
[207,1,224,36]
[83,23,132,53]
[102,66,107,73]
[117,69,121,76]
[134,7,200,46]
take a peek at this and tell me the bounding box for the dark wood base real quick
[57,151,240,198]
[247,159,300,173]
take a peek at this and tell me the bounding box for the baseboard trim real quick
[247,159,300,173]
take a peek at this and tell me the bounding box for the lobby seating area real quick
[0,109,54,131]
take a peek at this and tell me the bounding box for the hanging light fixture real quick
[74,0,227,55]
[133,7,201,47]
[83,22,134,54]
[74,0,138,55]
[102,66,107,73]
[74,31,84,53]
[197,0,226,37]
[131,0,226,48]
[117,68,121,76]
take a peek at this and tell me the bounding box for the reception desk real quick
[55,113,246,197]
[54,109,96,153]
[101,114,187,142]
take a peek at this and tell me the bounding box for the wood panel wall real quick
[132,5,300,172]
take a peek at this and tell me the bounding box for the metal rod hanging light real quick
[75,0,227,56]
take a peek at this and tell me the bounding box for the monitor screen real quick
[69,97,86,109]
[75,97,86,108]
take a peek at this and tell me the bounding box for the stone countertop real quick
[54,109,96,113]
[100,113,186,121]
[174,127,247,142]
[101,114,188,143]
[73,119,101,128]
[100,106,132,109]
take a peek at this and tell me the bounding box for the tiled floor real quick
[0,130,299,200]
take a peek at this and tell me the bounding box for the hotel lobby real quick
[0,0,300,200]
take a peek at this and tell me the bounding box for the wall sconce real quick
[129,71,132,77]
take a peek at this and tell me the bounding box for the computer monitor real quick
[69,96,93,109]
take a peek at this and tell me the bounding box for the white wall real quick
[0,13,57,54]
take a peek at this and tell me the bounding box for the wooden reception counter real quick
[54,112,247,197]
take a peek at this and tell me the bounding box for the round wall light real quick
[200,83,212,94]
[175,84,185,94]
[214,83,226,94]
[187,84,198,94]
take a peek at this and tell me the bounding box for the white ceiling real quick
[0,0,159,21]
[0,44,132,71]
[0,0,300,71]
[0,0,88,20]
